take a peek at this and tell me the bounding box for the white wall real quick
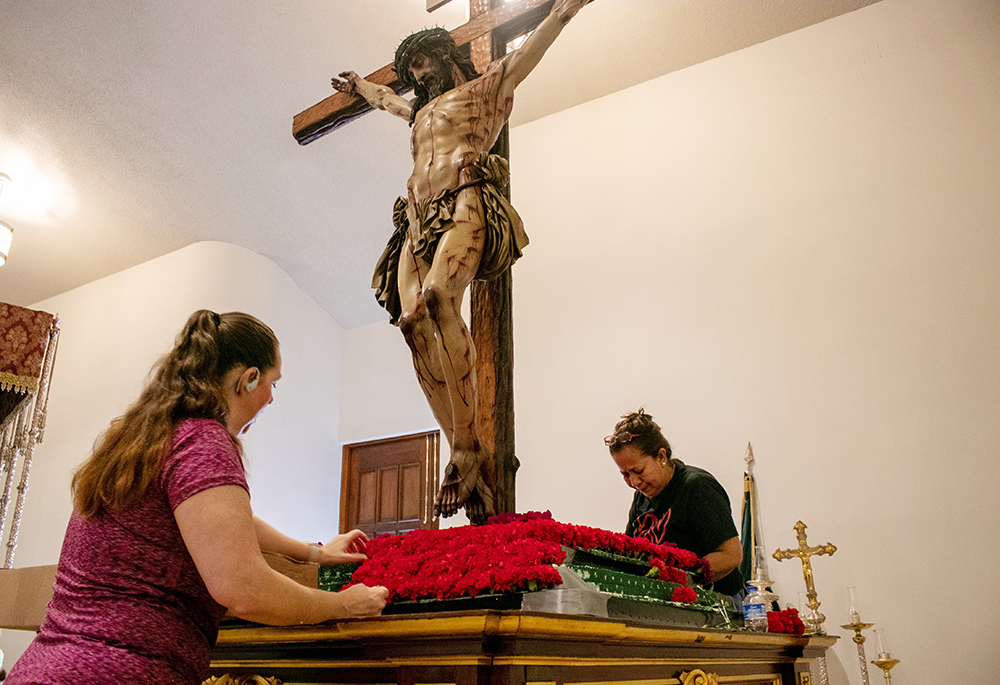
[507,0,999,683]
[0,240,345,665]
[339,320,436,443]
[339,320,467,530]
[342,0,1000,682]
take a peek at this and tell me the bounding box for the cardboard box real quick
[263,551,319,589]
[0,565,57,631]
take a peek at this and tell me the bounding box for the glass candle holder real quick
[847,585,863,624]
[873,628,892,660]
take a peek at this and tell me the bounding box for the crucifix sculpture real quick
[772,520,837,633]
[294,0,592,524]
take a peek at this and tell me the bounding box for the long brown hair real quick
[72,310,278,517]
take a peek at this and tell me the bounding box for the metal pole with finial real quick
[741,444,774,598]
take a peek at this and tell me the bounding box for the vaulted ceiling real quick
[0,0,880,328]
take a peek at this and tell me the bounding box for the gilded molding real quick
[204,675,282,685]
[680,670,720,685]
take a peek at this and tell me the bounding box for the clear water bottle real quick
[742,585,769,632]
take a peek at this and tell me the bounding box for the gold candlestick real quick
[840,620,874,685]
[872,657,900,684]
[871,627,900,684]
[772,521,836,633]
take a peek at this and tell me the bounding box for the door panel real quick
[358,471,376,525]
[341,431,439,537]
[400,464,422,522]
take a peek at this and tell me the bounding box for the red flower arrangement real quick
[671,586,698,604]
[486,511,553,524]
[346,512,709,603]
[766,608,805,635]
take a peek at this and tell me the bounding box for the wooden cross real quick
[293,0,568,516]
[773,520,837,631]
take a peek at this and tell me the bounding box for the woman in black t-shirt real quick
[606,408,744,596]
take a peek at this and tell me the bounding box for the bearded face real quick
[409,53,456,103]
[427,61,455,100]
[396,29,481,125]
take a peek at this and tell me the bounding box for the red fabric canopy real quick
[0,302,55,423]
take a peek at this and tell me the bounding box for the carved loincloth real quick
[372,154,529,325]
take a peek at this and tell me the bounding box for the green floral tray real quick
[319,562,359,593]
[563,547,699,587]
[563,562,717,608]
[572,546,653,568]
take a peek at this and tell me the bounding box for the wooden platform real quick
[211,610,835,685]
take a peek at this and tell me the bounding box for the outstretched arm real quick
[175,485,387,625]
[332,71,412,121]
[501,0,591,89]
[253,516,370,564]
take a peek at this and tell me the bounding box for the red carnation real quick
[671,586,698,603]
[766,608,805,635]
[663,567,687,585]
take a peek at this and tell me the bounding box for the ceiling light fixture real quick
[0,173,12,266]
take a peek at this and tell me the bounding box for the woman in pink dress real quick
[7,310,388,684]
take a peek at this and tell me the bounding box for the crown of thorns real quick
[394,27,455,89]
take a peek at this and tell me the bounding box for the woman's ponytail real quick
[72,310,278,517]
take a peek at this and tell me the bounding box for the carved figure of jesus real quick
[332,0,589,523]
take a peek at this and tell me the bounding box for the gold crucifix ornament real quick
[772,520,836,634]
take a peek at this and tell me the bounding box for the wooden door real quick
[340,431,439,537]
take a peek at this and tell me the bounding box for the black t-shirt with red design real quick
[625,459,744,596]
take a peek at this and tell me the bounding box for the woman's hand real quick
[320,529,370,564]
[336,583,389,618]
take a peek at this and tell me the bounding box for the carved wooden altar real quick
[211,610,835,685]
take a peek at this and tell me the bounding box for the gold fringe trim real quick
[0,371,38,394]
